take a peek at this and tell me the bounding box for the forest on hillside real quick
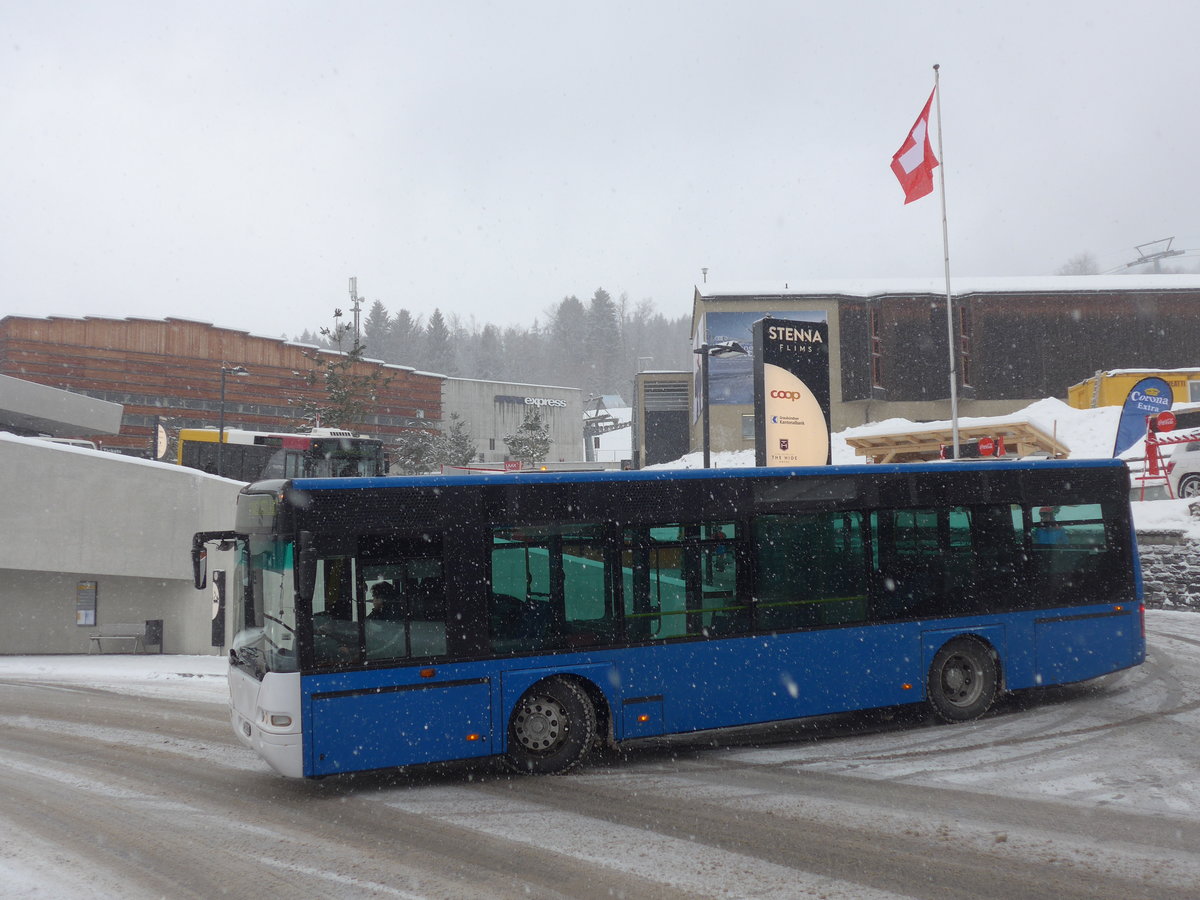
[294,288,692,405]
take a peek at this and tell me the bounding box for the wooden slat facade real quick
[0,316,443,455]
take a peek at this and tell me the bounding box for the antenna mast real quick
[349,276,362,347]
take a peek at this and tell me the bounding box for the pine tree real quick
[548,295,588,390]
[389,429,440,475]
[438,413,477,466]
[586,288,623,401]
[504,407,552,467]
[387,309,422,367]
[424,308,457,375]
[476,324,503,380]
[362,300,392,359]
[297,308,393,430]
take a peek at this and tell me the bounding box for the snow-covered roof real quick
[1091,367,1200,377]
[696,273,1200,300]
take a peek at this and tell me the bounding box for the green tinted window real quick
[754,511,867,630]
[872,504,1027,619]
[1027,503,1121,608]
[490,524,617,654]
[622,522,746,640]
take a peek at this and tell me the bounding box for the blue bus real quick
[192,458,1145,778]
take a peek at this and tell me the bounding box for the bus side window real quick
[962,504,1025,613]
[490,524,616,654]
[360,553,447,662]
[283,451,303,479]
[622,523,747,640]
[754,512,867,630]
[871,508,946,620]
[490,530,554,653]
[560,531,618,648]
[311,556,361,666]
[1027,503,1116,607]
[698,522,746,637]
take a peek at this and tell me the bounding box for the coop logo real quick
[770,390,806,401]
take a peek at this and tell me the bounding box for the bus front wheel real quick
[927,637,998,722]
[505,677,597,775]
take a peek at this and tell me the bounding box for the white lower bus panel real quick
[229,666,303,777]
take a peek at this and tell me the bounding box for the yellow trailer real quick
[1067,369,1200,408]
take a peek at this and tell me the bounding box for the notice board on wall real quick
[76,580,98,626]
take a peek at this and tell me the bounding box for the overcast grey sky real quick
[4,1,1199,339]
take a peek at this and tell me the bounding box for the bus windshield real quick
[231,535,299,677]
[179,429,387,481]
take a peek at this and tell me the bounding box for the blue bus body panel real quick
[304,667,496,776]
[1033,607,1145,685]
[299,602,1144,776]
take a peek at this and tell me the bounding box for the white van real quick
[1167,439,1200,498]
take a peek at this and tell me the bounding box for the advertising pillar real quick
[753,317,831,467]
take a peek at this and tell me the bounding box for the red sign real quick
[503,460,522,471]
[977,436,995,456]
[1157,411,1177,432]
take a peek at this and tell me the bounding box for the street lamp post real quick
[693,340,749,469]
[217,365,249,477]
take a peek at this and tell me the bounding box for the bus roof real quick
[282,457,1128,493]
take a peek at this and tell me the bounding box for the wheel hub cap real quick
[515,698,564,751]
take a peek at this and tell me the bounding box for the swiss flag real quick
[891,88,938,204]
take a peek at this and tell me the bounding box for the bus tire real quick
[504,677,597,775]
[927,637,998,722]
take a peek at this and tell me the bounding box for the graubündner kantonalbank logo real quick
[752,317,831,467]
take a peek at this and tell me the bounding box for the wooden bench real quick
[88,622,161,654]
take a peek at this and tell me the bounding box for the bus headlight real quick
[258,708,294,729]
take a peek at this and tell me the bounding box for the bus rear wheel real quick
[927,637,998,722]
[505,677,597,775]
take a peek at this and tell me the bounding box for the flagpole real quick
[932,64,959,458]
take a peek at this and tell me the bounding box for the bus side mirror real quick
[297,530,317,603]
[192,537,209,590]
[191,531,238,591]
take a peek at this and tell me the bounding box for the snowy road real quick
[2,610,1199,899]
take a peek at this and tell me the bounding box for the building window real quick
[1190,381,1200,403]
[741,414,755,440]
[869,307,884,389]
[958,305,972,387]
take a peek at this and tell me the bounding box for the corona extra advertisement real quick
[753,317,831,466]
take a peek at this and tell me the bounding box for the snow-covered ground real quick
[0,653,229,704]
[2,609,1200,898]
